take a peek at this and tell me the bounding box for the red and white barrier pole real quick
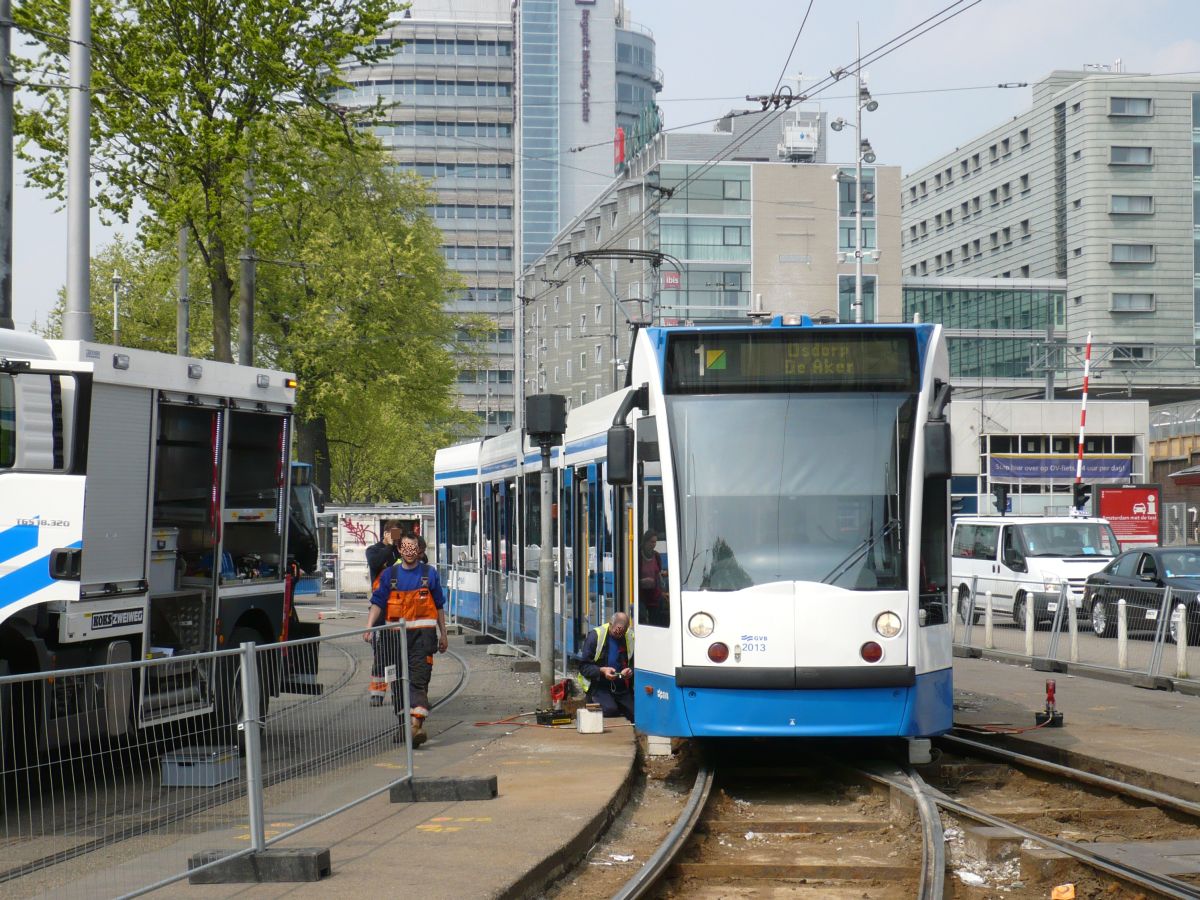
[1074,331,1092,485]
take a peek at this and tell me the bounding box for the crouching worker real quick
[577,612,635,722]
[364,534,449,747]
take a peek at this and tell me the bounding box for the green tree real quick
[36,236,213,355]
[245,118,476,498]
[15,0,401,362]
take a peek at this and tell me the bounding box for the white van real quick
[951,516,1120,628]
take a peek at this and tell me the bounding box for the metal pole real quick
[853,70,864,325]
[111,274,121,346]
[177,226,190,355]
[63,0,93,340]
[538,442,554,708]
[238,160,255,366]
[0,0,13,330]
[239,641,266,852]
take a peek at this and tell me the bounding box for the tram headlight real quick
[874,611,902,638]
[688,612,715,638]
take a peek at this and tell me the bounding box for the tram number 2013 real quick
[740,636,768,653]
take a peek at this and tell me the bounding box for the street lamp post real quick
[830,73,877,324]
[111,273,123,346]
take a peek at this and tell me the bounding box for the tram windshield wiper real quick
[819,517,901,587]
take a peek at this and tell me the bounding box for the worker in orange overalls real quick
[365,524,400,705]
[364,533,448,747]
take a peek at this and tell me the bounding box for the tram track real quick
[615,751,944,899]
[0,643,470,887]
[612,732,1200,899]
[924,732,1200,897]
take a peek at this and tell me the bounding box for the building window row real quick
[1109,96,1153,117]
[907,128,1030,205]
[442,245,514,261]
[458,369,515,385]
[380,37,513,57]
[616,42,653,67]
[1110,243,1154,264]
[1111,292,1155,312]
[459,287,513,304]
[373,120,513,138]
[1110,194,1154,215]
[905,176,1030,247]
[1110,145,1152,166]
[402,162,512,180]
[433,204,514,221]
[344,79,512,98]
[455,328,514,343]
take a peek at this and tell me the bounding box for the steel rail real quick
[611,761,714,900]
[0,645,470,886]
[941,732,1200,819]
[925,783,1200,899]
[854,763,946,900]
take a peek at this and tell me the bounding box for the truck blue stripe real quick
[0,524,39,563]
[0,541,82,611]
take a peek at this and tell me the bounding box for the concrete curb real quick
[495,733,640,900]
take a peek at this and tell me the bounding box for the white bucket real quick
[576,707,604,734]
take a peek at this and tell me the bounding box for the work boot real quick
[370,695,385,707]
[411,717,428,748]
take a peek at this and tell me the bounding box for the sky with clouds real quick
[11,0,1200,331]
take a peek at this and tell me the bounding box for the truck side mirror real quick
[49,547,82,581]
[606,425,634,486]
[924,420,951,480]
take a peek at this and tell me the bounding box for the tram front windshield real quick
[668,392,915,592]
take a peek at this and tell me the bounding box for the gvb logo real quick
[655,689,669,701]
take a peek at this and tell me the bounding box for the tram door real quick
[633,415,673,691]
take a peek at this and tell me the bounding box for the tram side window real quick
[918,480,949,626]
[445,485,476,565]
[0,374,13,468]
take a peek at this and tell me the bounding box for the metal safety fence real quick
[954,573,1200,685]
[437,561,580,680]
[0,625,416,899]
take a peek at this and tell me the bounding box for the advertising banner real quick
[1098,485,1161,549]
[989,454,1131,482]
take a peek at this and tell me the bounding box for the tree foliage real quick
[14,0,402,361]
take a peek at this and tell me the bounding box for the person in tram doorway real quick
[364,534,449,746]
[365,524,401,706]
[638,530,668,627]
[577,612,635,722]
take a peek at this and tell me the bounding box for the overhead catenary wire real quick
[516,0,991,312]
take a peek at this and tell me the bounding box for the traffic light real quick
[1072,482,1092,512]
[991,483,1010,515]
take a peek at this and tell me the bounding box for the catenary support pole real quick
[238,161,255,366]
[538,441,554,707]
[63,0,93,340]
[177,226,190,355]
[0,0,13,330]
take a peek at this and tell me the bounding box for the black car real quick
[1083,547,1200,643]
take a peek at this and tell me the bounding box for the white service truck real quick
[0,331,319,765]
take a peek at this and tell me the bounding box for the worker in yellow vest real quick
[576,612,634,721]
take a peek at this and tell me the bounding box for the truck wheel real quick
[213,627,270,753]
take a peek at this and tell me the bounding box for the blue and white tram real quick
[612,318,954,739]
[433,439,483,622]
[434,316,954,740]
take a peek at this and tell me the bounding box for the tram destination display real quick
[665,330,918,393]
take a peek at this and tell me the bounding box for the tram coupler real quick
[1034,678,1064,728]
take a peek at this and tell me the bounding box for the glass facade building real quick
[519,0,559,268]
[655,163,752,321]
[904,280,1066,383]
